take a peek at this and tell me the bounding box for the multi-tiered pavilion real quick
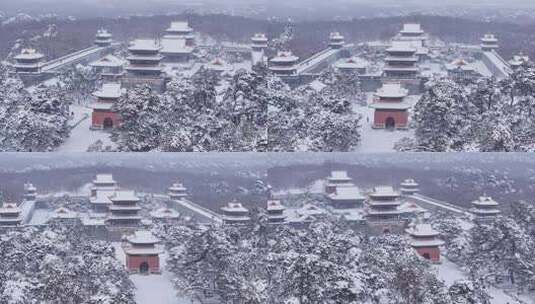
[107,190,142,226]
[383,41,419,79]
[90,174,118,213]
[325,170,354,194]
[328,32,345,49]
[267,200,287,224]
[366,186,404,233]
[470,196,501,221]
[124,39,164,90]
[269,51,299,76]
[400,179,420,195]
[221,201,250,225]
[0,202,23,226]
[168,182,188,201]
[94,29,113,47]
[12,49,45,74]
[480,34,499,52]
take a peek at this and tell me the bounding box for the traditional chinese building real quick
[89,54,125,81]
[24,183,37,202]
[269,51,299,76]
[328,32,345,49]
[334,57,368,74]
[266,200,286,224]
[328,185,366,209]
[509,53,529,70]
[481,34,499,52]
[150,207,180,224]
[160,37,194,63]
[107,190,142,226]
[164,21,195,46]
[123,231,163,274]
[470,196,501,220]
[445,59,479,80]
[406,222,444,262]
[205,58,232,75]
[325,170,354,194]
[91,83,123,129]
[168,182,188,201]
[383,41,419,78]
[370,83,410,129]
[366,186,404,233]
[221,201,250,225]
[400,179,419,195]
[124,39,164,90]
[94,28,113,47]
[0,202,22,226]
[50,206,79,225]
[398,23,426,43]
[12,48,45,73]
[90,174,117,213]
[251,33,268,52]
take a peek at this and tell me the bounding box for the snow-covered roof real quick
[110,190,140,202]
[329,32,344,40]
[169,182,187,192]
[400,179,419,187]
[328,170,352,182]
[471,196,499,207]
[128,39,160,52]
[167,21,193,32]
[387,41,417,53]
[151,207,180,219]
[369,101,412,110]
[93,83,123,99]
[406,223,440,237]
[205,58,232,72]
[446,59,476,72]
[369,186,400,197]
[160,38,193,54]
[286,204,326,223]
[90,190,114,205]
[329,186,366,201]
[270,51,299,63]
[0,203,21,214]
[24,183,37,192]
[267,200,285,211]
[127,231,160,245]
[221,201,248,213]
[96,28,112,38]
[481,33,498,43]
[52,207,78,219]
[335,57,368,70]
[94,174,116,184]
[251,33,268,42]
[509,53,529,66]
[90,54,124,68]
[376,83,408,99]
[400,23,424,34]
[14,48,44,60]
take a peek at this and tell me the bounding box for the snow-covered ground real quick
[112,243,193,304]
[353,93,417,152]
[434,257,528,304]
[56,104,114,152]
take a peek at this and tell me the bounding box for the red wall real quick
[373,110,409,129]
[126,254,160,273]
[92,111,121,129]
[415,247,441,262]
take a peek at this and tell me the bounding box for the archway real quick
[385,117,395,130]
[139,262,149,274]
[103,117,113,129]
[422,253,431,260]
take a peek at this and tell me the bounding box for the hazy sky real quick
[1,0,534,18]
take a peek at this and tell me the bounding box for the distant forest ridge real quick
[1,13,534,66]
